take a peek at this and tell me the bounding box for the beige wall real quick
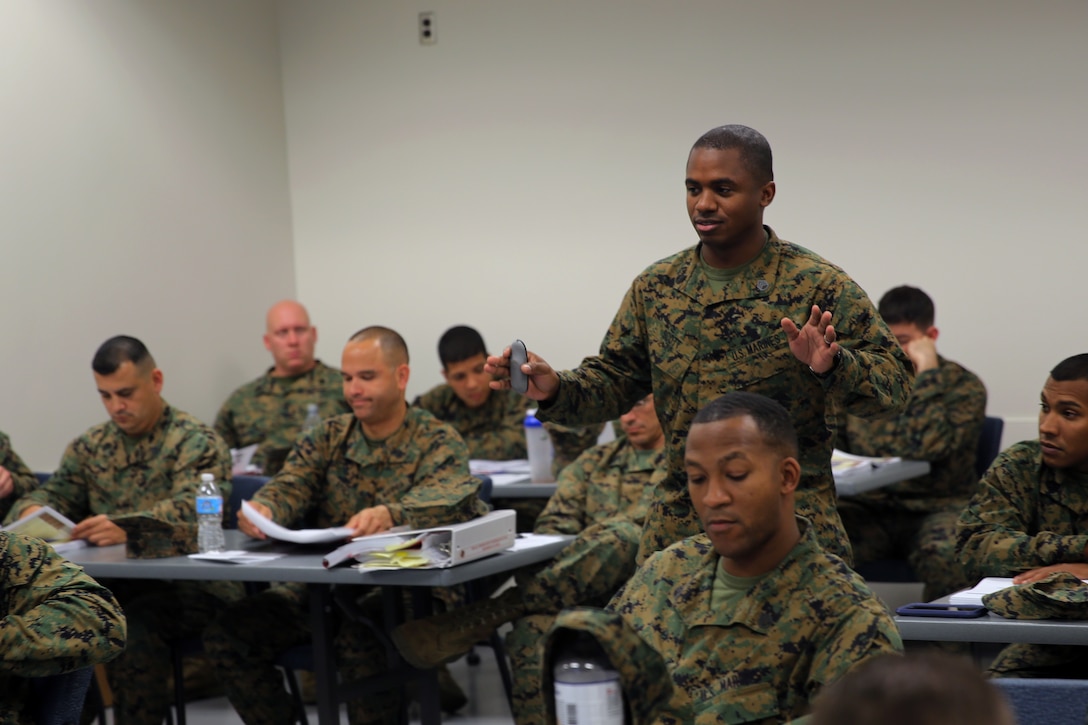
[5,1,1086,469]
[280,0,1088,448]
[0,1,295,469]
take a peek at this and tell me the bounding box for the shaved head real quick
[263,300,318,377]
[348,326,409,367]
[266,300,311,332]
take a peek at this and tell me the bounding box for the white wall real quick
[279,0,1088,448]
[0,1,295,469]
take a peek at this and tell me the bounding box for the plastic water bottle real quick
[303,403,322,433]
[525,410,554,483]
[196,473,225,553]
[553,631,625,725]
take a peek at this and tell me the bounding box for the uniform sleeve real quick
[957,445,1088,579]
[142,428,233,527]
[0,533,126,677]
[252,426,328,527]
[540,283,654,426]
[534,448,595,534]
[847,366,986,462]
[213,396,241,450]
[0,433,39,511]
[388,426,487,529]
[818,278,913,420]
[6,440,90,525]
[546,422,605,476]
[806,598,903,693]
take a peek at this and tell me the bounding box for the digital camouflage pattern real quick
[982,571,1088,620]
[840,356,986,512]
[537,230,912,564]
[413,383,603,530]
[0,431,38,521]
[836,355,985,599]
[413,383,604,473]
[607,520,903,724]
[542,608,674,725]
[1,532,126,725]
[5,404,233,531]
[3,405,238,725]
[957,440,1088,678]
[534,439,663,536]
[957,441,1088,579]
[414,384,530,460]
[214,360,350,474]
[204,406,487,725]
[506,438,663,724]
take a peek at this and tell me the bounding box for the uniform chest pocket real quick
[652,325,699,385]
[693,680,779,724]
[696,342,797,410]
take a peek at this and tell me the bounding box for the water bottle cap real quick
[307,403,318,412]
[200,473,214,482]
[524,415,543,427]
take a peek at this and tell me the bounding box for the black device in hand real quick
[509,340,529,394]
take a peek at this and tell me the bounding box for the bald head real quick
[348,326,409,367]
[264,300,318,377]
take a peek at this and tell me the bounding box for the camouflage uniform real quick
[4,404,236,725]
[506,439,664,725]
[607,519,903,724]
[414,384,603,530]
[214,360,350,474]
[836,356,985,600]
[0,532,126,725]
[537,229,913,564]
[0,431,38,521]
[203,407,488,725]
[957,441,1088,678]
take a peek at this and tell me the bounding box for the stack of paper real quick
[470,459,531,475]
[949,577,1015,606]
[831,449,902,479]
[2,505,77,543]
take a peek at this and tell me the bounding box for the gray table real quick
[895,601,1088,646]
[68,530,572,725]
[491,459,932,500]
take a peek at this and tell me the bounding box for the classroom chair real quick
[992,677,1088,725]
[28,666,95,725]
[976,416,1005,479]
[855,415,1006,585]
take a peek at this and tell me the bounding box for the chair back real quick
[29,666,94,725]
[976,416,1005,479]
[992,677,1088,725]
[227,475,270,529]
[475,475,493,506]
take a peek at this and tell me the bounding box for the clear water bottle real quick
[196,472,226,553]
[303,403,322,433]
[525,410,554,483]
[553,631,625,725]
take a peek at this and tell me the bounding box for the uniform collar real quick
[676,516,817,633]
[676,226,783,305]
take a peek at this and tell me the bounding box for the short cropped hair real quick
[1051,354,1088,384]
[878,286,936,329]
[438,325,487,368]
[810,653,1014,725]
[92,336,155,376]
[691,391,798,459]
[348,325,409,366]
[691,125,774,185]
